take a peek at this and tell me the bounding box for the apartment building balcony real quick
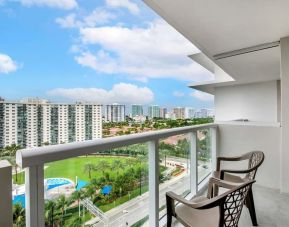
[0,121,288,227]
[1,1,289,226]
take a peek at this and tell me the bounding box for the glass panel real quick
[42,144,148,227]
[197,129,212,185]
[158,134,190,219]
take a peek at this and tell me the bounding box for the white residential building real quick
[184,107,195,119]
[173,107,185,119]
[0,98,102,148]
[105,104,126,122]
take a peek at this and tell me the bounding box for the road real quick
[89,164,210,227]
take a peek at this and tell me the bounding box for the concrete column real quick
[280,37,289,193]
[0,160,12,227]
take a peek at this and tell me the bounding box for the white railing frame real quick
[15,123,217,227]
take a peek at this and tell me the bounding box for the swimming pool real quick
[13,178,74,207]
[45,178,72,190]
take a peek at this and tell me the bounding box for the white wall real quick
[217,124,281,190]
[215,81,279,122]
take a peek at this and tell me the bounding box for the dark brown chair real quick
[166,177,255,227]
[213,151,265,226]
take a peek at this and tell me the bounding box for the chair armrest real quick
[217,153,252,171]
[167,178,239,212]
[166,191,198,208]
[220,166,256,179]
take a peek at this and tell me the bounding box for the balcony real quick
[1,122,288,226]
[1,123,216,226]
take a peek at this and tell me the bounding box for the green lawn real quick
[14,155,139,185]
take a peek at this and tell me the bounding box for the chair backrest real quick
[246,151,265,180]
[219,180,255,227]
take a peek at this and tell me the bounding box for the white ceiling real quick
[144,0,286,84]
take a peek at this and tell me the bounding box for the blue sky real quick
[0,0,214,109]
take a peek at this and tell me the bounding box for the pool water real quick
[46,178,71,190]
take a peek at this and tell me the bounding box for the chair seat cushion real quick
[175,203,219,227]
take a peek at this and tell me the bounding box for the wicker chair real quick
[166,178,255,227]
[213,151,265,226]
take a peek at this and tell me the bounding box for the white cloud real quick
[47,83,154,104]
[56,14,77,28]
[76,19,213,82]
[19,0,78,10]
[56,9,116,28]
[173,91,185,97]
[190,90,214,102]
[0,53,19,74]
[106,0,139,15]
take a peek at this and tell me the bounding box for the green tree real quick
[45,200,59,227]
[83,163,95,180]
[56,195,71,226]
[71,191,84,217]
[95,160,110,177]
[2,144,21,183]
[111,160,125,177]
[69,216,83,227]
[13,203,25,227]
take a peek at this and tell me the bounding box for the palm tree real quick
[111,160,125,177]
[83,163,95,180]
[69,216,83,227]
[85,184,97,200]
[45,200,56,227]
[13,203,25,227]
[56,195,70,226]
[72,190,83,217]
[95,160,110,177]
[2,144,21,182]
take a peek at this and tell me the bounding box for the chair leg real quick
[167,213,172,227]
[246,188,258,226]
[166,195,174,227]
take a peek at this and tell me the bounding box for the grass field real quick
[14,155,140,185]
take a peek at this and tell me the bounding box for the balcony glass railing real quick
[197,129,212,185]
[0,123,217,227]
[158,134,191,220]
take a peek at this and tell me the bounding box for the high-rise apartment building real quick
[131,104,143,117]
[185,107,195,119]
[105,104,126,122]
[0,98,102,149]
[159,108,167,119]
[148,105,160,118]
[173,107,185,119]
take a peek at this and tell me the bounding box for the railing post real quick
[189,132,198,195]
[210,127,217,171]
[148,140,159,227]
[25,165,44,227]
[0,160,13,227]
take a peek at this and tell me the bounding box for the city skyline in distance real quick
[0,96,214,116]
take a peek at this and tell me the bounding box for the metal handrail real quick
[16,123,217,168]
